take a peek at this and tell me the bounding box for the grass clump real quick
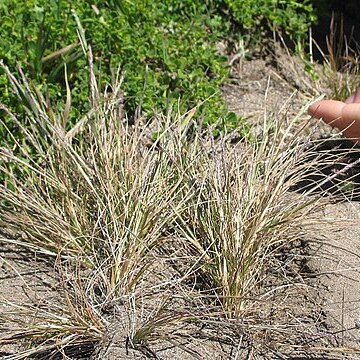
[172,108,322,317]
[0,56,333,357]
[0,278,105,359]
[0,59,191,357]
[0,63,186,298]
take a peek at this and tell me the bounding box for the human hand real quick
[308,87,360,144]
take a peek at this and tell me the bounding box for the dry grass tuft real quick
[314,14,360,101]
[0,47,354,357]
[171,105,327,318]
[0,271,105,359]
[0,63,186,298]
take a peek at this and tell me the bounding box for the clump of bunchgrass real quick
[0,60,189,298]
[0,55,198,357]
[170,106,328,318]
[0,266,106,359]
[0,51,353,356]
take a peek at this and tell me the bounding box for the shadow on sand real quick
[291,139,360,201]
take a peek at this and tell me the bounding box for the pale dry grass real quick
[171,106,327,318]
[0,42,354,357]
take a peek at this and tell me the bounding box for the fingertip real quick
[340,103,360,121]
[308,100,345,123]
[308,100,322,117]
[308,98,360,144]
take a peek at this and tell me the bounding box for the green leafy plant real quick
[222,0,316,46]
[0,0,231,131]
[0,0,317,146]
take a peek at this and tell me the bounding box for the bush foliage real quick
[0,0,317,137]
[225,0,316,44]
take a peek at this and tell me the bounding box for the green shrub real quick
[0,0,316,143]
[222,0,316,46]
[0,1,231,127]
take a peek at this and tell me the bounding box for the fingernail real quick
[355,86,360,102]
[346,93,355,104]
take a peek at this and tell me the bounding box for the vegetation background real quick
[1,0,357,139]
[0,0,317,139]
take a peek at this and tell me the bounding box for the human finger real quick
[309,100,360,143]
[340,102,360,140]
[308,100,344,124]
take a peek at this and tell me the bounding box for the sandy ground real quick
[310,202,360,352]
